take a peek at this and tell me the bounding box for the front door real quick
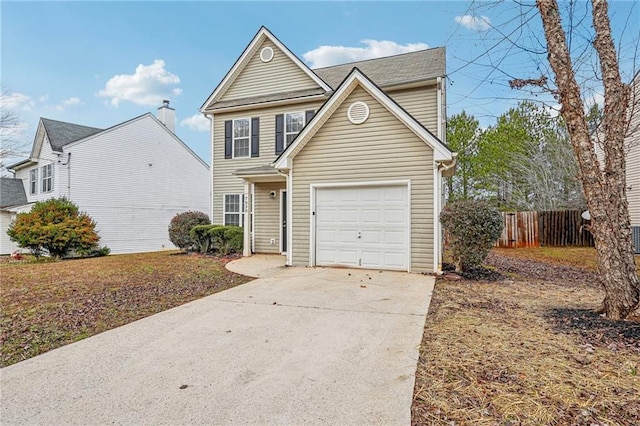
[281,190,287,253]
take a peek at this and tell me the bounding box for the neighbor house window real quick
[285,112,305,146]
[29,169,38,194]
[41,164,53,193]
[233,118,250,158]
[224,194,245,226]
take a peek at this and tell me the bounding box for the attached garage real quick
[313,184,409,270]
[272,69,456,274]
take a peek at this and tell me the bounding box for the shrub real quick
[440,200,504,272]
[189,225,243,255]
[75,245,111,258]
[7,198,100,259]
[168,211,210,251]
[190,225,214,254]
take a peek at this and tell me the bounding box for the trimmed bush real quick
[190,225,215,254]
[7,198,100,259]
[75,245,111,258]
[168,211,210,251]
[440,200,504,272]
[190,225,243,255]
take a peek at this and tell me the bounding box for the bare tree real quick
[531,0,639,319]
[0,90,30,166]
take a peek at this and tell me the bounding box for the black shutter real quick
[224,120,232,159]
[251,117,260,157]
[305,110,315,124]
[275,114,284,155]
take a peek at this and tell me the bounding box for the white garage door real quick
[315,185,409,270]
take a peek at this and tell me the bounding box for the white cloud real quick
[39,95,49,103]
[303,39,429,68]
[1,92,34,111]
[97,59,181,107]
[180,114,209,132]
[455,15,491,31]
[56,96,83,111]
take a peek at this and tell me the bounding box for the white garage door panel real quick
[315,185,409,270]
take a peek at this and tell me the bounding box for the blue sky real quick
[2,1,638,166]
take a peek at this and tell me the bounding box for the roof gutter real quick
[437,153,457,177]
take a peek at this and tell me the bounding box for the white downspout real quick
[436,76,443,141]
[251,182,255,254]
[206,113,214,222]
[243,181,251,257]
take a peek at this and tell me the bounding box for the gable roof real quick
[9,113,209,171]
[61,113,210,169]
[313,47,446,89]
[40,118,103,152]
[200,26,332,112]
[274,67,453,169]
[0,178,28,208]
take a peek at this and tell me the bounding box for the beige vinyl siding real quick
[221,40,320,101]
[626,78,640,226]
[387,85,438,132]
[291,86,435,273]
[212,100,324,224]
[253,182,285,253]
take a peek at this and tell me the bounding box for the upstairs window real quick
[224,194,245,227]
[233,118,250,158]
[29,169,38,194]
[285,112,305,146]
[41,164,53,193]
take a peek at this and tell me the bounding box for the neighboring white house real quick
[3,102,210,255]
[625,72,640,253]
[0,177,30,254]
[593,72,639,253]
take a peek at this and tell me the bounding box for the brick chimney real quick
[157,100,175,133]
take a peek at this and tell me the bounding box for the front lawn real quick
[413,248,640,425]
[0,251,251,367]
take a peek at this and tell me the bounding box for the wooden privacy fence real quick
[496,210,594,248]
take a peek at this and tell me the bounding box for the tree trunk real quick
[536,0,639,319]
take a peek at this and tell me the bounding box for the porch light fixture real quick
[270,191,277,199]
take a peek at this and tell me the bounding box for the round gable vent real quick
[347,101,370,124]
[260,46,274,63]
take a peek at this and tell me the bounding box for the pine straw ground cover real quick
[412,248,640,426]
[0,251,251,367]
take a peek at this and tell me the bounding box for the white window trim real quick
[284,111,305,147]
[29,168,38,195]
[223,193,245,227]
[232,118,251,159]
[41,164,54,193]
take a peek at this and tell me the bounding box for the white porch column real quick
[243,181,251,257]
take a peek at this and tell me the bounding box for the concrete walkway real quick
[1,256,434,425]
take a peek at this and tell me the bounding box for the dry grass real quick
[413,249,640,425]
[493,246,640,274]
[0,251,252,367]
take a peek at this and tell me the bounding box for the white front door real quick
[315,185,409,270]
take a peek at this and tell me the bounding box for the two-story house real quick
[200,27,455,273]
[2,102,210,255]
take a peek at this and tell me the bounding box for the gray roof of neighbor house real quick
[313,47,445,89]
[0,178,28,208]
[41,118,103,152]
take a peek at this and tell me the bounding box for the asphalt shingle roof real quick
[0,178,28,208]
[313,47,445,89]
[41,118,103,152]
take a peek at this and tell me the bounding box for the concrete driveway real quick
[1,256,434,425]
